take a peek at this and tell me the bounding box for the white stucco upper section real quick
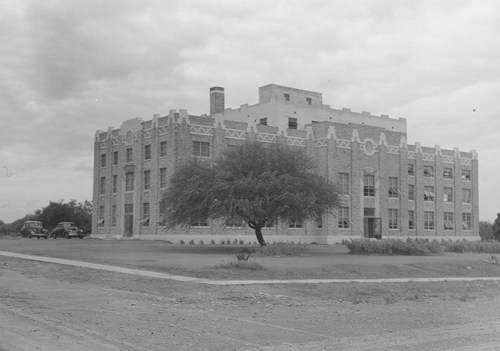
[221,84,407,134]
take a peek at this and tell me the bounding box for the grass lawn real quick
[2,237,500,280]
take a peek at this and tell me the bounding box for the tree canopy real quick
[161,141,341,246]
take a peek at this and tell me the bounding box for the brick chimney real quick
[210,86,224,115]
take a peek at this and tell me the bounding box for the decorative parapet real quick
[225,129,247,140]
[190,124,214,136]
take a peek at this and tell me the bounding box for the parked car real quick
[49,222,85,239]
[19,221,49,239]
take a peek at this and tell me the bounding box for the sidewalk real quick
[2,250,500,286]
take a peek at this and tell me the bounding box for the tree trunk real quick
[254,225,267,247]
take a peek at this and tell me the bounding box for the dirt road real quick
[1,253,500,350]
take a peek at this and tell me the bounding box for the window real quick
[444,212,454,230]
[364,208,375,217]
[338,173,349,195]
[306,97,312,105]
[112,175,118,194]
[462,213,472,230]
[160,141,167,157]
[225,217,244,228]
[113,151,119,166]
[284,93,290,101]
[316,213,323,228]
[98,206,105,227]
[191,220,208,227]
[192,141,210,157]
[424,186,435,201]
[463,189,472,203]
[144,170,151,190]
[100,154,107,168]
[99,176,106,195]
[144,145,151,160]
[423,165,434,178]
[141,203,150,226]
[160,168,167,189]
[289,217,303,228]
[288,117,298,130]
[111,205,117,227]
[388,209,398,229]
[388,177,398,198]
[259,118,267,125]
[338,207,350,228]
[461,169,471,181]
[125,172,134,192]
[443,167,453,179]
[363,174,375,196]
[408,211,415,230]
[424,211,435,230]
[158,201,166,226]
[443,187,453,202]
[126,148,133,163]
[408,184,415,201]
[408,163,415,176]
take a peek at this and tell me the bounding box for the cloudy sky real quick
[1,0,499,223]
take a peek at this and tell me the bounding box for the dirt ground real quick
[1,238,500,350]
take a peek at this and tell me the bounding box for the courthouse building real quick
[92,84,479,243]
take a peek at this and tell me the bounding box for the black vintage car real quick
[49,222,86,239]
[19,221,49,239]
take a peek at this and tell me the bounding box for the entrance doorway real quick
[124,204,133,237]
[364,217,381,239]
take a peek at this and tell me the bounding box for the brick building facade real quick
[92,85,479,243]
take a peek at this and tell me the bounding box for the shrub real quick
[256,243,308,257]
[210,240,216,245]
[179,240,185,245]
[189,239,195,245]
[441,239,500,253]
[235,247,256,261]
[199,240,204,245]
[342,238,444,256]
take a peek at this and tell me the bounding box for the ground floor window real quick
[444,212,454,230]
[424,211,435,230]
[98,206,105,227]
[388,209,398,229]
[462,213,472,230]
[289,217,303,228]
[191,220,209,227]
[338,207,350,228]
[408,210,415,230]
[111,205,117,227]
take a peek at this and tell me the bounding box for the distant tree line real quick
[0,199,92,236]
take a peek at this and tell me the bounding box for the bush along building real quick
[92,84,479,243]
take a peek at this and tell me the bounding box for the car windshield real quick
[26,222,42,228]
[61,222,77,227]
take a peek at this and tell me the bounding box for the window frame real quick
[408,184,415,201]
[160,141,167,157]
[126,148,133,163]
[100,154,107,168]
[408,210,415,230]
[99,176,106,195]
[423,165,434,178]
[144,170,151,190]
[288,217,303,229]
[388,209,398,229]
[338,207,350,229]
[462,213,472,230]
[443,187,453,202]
[444,212,454,230]
[462,188,472,204]
[408,163,415,176]
[160,167,167,189]
[424,211,435,230]
[388,177,399,198]
[443,167,453,179]
[363,174,375,197]
[125,172,134,192]
[192,141,210,157]
[424,185,435,202]
[338,173,350,195]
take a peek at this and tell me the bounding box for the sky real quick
[0,0,499,223]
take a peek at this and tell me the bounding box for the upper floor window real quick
[126,148,133,163]
[259,118,267,126]
[363,174,375,197]
[388,177,399,198]
[288,117,298,130]
[125,172,134,192]
[99,176,106,195]
[160,141,167,157]
[193,141,210,157]
[424,185,435,201]
[112,175,118,194]
[160,168,167,189]
[306,97,312,105]
[463,188,472,203]
[284,93,290,101]
[443,187,453,202]
[461,169,471,181]
[100,154,107,168]
[408,163,415,176]
[408,184,415,201]
[113,151,119,166]
[364,208,375,217]
[423,165,434,178]
[144,145,151,160]
[443,167,453,179]
[144,170,151,190]
[338,173,350,195]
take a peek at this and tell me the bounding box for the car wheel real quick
[28,234,31,239]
